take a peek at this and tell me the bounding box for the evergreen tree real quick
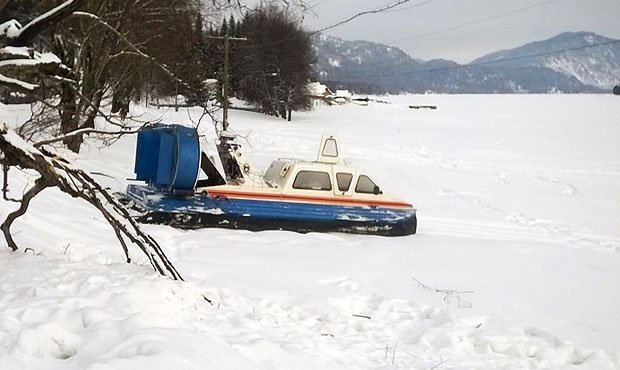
[204,27,222,78]
[228,15,236,37]
[237,6,313,120]
[186,11,210,105]
[220,18,228,36]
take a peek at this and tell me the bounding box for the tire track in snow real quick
[437,187,619,252]
[397,142,618,252]
[422,216,553,243]
[339,137,619,253]
[534,175,579,195]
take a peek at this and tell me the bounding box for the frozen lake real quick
[1,94,619,369]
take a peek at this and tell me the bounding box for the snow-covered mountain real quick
[311,34,422,93]
[472,32,620,90]
[313,34,418,70]
[313,32,619,93]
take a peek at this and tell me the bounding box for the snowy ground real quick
[1,94,619,369]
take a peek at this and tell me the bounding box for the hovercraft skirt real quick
[126,184,416,236]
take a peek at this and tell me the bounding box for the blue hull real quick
[126,185,416,236]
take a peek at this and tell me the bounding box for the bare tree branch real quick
[0,55,65,93]
[33,127,142,148]
[1,161,9,200]
[1,178,50,251]
[0,125,183,280]
[70,11,194,92]
[412,275,474,310]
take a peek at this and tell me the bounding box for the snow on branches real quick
[0,125,183,280]
[0,0,81,95]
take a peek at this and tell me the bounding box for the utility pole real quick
[222,36,230,129]
[206,35,247,131]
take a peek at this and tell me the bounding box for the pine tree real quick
[228,15,236,37]
[236,6,313,120]
[220,18,228,36]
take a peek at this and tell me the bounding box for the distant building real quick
[334,89,352,104]
[308,82,334,106]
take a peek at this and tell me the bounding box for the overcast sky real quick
[299,0,620,63]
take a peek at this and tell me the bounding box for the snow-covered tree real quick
[0,0,82,97]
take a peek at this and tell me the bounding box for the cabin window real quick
[293,171,332,191]
[355,175,380,194]
[336,173,353,192]
[322,138,338,157]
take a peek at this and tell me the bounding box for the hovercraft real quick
[125,124,417,236]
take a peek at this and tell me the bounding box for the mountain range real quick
[312,32,620,94]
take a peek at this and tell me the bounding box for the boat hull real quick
[126,185,416,236]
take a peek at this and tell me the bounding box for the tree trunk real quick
[2,163,8,200]
[279,104,286,119]
[111,92,130,119]
[111,93,122,114]
[60,82,82,153]
[82,89,103,130]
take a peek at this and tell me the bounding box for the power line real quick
[362,38,620,78]
[392,0,564,43]
[311,0,435,35]
[383,0,443,13]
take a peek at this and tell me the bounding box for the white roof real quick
[335,89,351,97]
[308,81,330,95]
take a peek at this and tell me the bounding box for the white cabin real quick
[261,135,385,198]
[197,134,403,203]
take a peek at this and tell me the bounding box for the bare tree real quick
[45,0,208,152]
[0,0,206,152]
[0,0,182,279]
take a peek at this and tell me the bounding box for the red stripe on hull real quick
[206,189,414,209]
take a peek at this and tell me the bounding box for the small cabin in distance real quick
[308,82,334,106]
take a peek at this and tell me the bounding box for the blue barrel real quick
[134,124,200,191]
[135,129,160,182]
[170,125,200,190]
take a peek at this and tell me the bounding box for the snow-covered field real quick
[1,94,619,369]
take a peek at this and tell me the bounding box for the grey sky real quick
[300,0,620,63]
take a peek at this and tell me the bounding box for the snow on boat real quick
[125,123,417,236]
